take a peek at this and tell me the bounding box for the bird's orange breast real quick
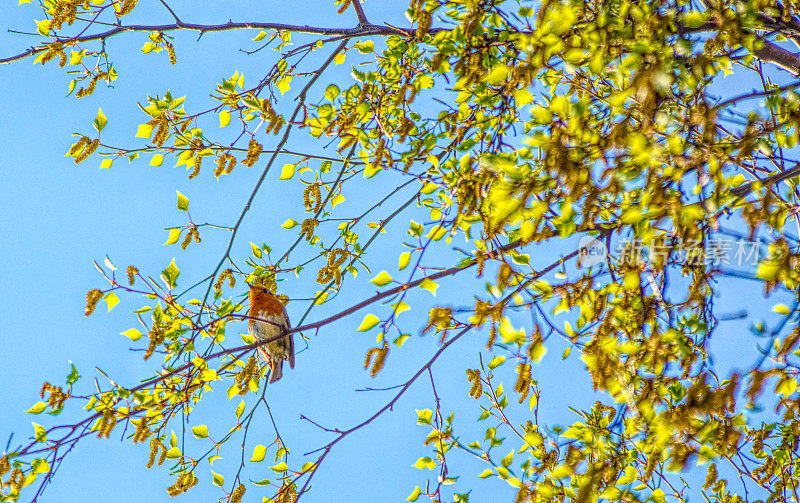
[248,290,286,317]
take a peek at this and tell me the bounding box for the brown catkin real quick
[85,289,103,316]
[230,484,246,503]
[371,343,389,377]
[74,138,99,163]
[68,136,89,156]
[165,41,176,65]
[467,369,482,399]
[242,139,263,167]
[157,442,167,466]
[117,0,137,16]
[153,121,169,147]
[75,76,98,98]
[180,229,193,250]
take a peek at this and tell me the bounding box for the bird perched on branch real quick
[248,284,294,383]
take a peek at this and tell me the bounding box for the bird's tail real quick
[269,359,283,383]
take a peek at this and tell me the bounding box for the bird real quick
[248,284,294,383]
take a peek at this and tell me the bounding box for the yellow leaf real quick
[191,425,209,439]
[331,193,345,208]
[121,328,144,341]
[370,271,393,287]
[276,76,292,95]
[164,228,181,245]
[419,278,438,296]
[26,402,47,414]
[149,154,164,166]
[250,445,267,462]
[425,225,447,241]
[34,19,51,36]
[407,487,422,501]
[135,123,154,138]
[398,252,411,271]
[282,219,298,229]
[104,292,119,311]
[488,356,506,369]
[99,159,113,169]
[773,303,791,315]
[176,190,189,211]
[357,314,380,332]
[278,163,295,180]
[270,462,288,472]
[413,457,436,470]
[334,53,345,65]
[219,110,230,127]
[211,470,224,487]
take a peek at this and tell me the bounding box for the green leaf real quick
[164,228,181,245]
[278,163,295,180]
[235,399,245,419]
[208,455,222,465]
[165,447,181,459]
[325,84,340,101]
[161,258,180,289]
[250,242,263,259]
[103,292,119,311]
[26,402,47,415]
[31,458,49,474]
[398,252,411,271]
[501,450,514,467]
[191,425,209,439]
[370,271,393,287]
[355,40,374,53]
[93,107,107,133]
[121,328,144,341]
[211,470,224,487]
[406,487,422,502]
[251,444,267,462]
[413,457,436,470]
[32,423,47,442]
[270,462,288,473]
[419,278,438,296]
[416,409,433,425]
[357,314,380,332]
[66,364,80,386]
[176,190,189,211]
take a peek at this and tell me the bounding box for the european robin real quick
[248,285,294,383]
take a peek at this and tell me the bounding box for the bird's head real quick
[247,283,275,305]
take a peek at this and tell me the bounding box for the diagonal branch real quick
[0,21,405,65]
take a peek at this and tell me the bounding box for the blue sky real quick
[1,2,797,502]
